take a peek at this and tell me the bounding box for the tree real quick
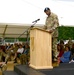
[58,26,74,40]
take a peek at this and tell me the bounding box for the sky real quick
[0,0,74,26]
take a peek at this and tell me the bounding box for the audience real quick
[58,45,71,64]
[0,38,74,67]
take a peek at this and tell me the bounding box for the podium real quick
[29,27,53,69]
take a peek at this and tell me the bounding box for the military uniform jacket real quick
[44,12,59,37]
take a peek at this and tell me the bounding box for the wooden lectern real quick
[29,27,53,69]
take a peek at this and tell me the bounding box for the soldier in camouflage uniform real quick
[0,48,9,62]
[0,48,9,71]
[13,43,18,62]
[44,7,59,62]
[67,38,73,50]
[20,43,30,65]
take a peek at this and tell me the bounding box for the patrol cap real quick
[44,7,50,12]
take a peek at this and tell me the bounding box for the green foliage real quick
[19,38,27,41]
[5,38,27,42]
[58,26,74,40]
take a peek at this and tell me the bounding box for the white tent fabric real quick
[0,23,43,38]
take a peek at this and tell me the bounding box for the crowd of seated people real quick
[56,39,74,64]
[0,42,30,66]
[57,45,71,64]
[0,38,74,70]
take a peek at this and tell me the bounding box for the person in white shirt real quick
[14,44,24,63]
[17,45,24,54]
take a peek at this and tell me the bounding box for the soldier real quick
[20,43,30,65]
[13,43,18,62]
[0,48,9,62]
[67,38,73,50]
[44,7,59,62]
[0,48,9,71]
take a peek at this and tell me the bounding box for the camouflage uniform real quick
[0,51,9,71]
[44,12,59,61]
[20,54,27,65]
[13,45,18,53]
[67,38,73,50]
[0,51,9,62]
[20,48,30,65]
[11,45,18,62]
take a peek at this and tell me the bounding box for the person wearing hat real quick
[44,7,59,62]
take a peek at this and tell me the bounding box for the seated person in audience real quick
[5,44,14,61]
[6,43,11,50]
[58,45,71,64]
[20,43,30,65]
[0,48,9,71]
[0,48,9,62]
[57,44,64,58]
[14,44,24,63]
[17,44,24,54]
[69,43,74,63]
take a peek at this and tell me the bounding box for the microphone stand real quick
[18,21,37,42]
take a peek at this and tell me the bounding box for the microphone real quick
[32,18,40,23]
